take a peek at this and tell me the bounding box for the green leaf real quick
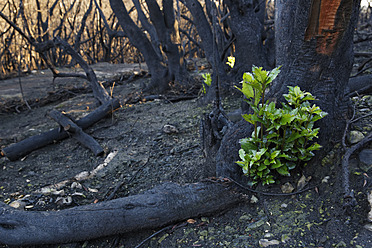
[287,132,301,143]
[280,113,295,125]
[276,166,290,176]
[267,177,275,184]
[252,66,267,84]
[202,73,211,86]
[242,72,254,83]
[270,150,281,159]
[266,66,281,85]
[236,161,245,167]
[240,138,258,151]
[258,164,267,171]
[238,149,246,161]
[307,143,322,151]
[242,114,261,125]
[270,159,282,169]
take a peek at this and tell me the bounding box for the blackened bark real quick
[146,0,188,83]
[216,0,361,182]
[224,0,268,74]
[1,99,120,161]
[183,0,226,79]
[0,182,241,246]
[109,0,170,93]
[49,110,104,156]
[271,0,360,153]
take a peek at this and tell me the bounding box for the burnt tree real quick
[216,0,361,182]
[109,0,189,93]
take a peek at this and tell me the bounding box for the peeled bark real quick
[0,182,242,246]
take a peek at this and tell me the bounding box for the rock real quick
[250,195,259,204]
[359,149,372,172]
[9,200,27,209]
[259,239,280,247]
[364,224,372,232]
[162,124,178,134]
[239,214,251,222]
[281,182,294,193]
[245,217,267,231]
[297,175,311,190]
[348,130,365,144]
[321,176,330,183]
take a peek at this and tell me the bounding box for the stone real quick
[259,239,280,247]
[281,182,294,193]
[348,130,365,144]
[239,214,251,222]
[364,224,372,232]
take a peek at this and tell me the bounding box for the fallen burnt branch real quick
[1,98,120,161]
[49,110,104,156]
[0,181,242,246]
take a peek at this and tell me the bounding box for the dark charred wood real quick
[1,98,120,161]
[53,37,111,104]
[346,74,372,97]
[49,110,104,156]
[200,105,233,177]
[0,181,242,246]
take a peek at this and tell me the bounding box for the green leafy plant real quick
[201,73,212,94]
[236,66,328,185]
[200,56,234,94]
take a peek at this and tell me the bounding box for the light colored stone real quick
[281,182,294,193]
[348,130,365,144]
[259,239,280,247]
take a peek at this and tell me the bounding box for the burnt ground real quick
[0,62,372,248]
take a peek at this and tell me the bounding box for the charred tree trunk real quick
[216,0,361,181]
[272,0,360,153]
[224,0,268,74]
[109,0,170,93]
[0,182,242,246]
[109,0,190,93]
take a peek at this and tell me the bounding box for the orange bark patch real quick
[305,0,352,55]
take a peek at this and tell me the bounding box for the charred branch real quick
[0,181,242,246]
[49,110,104,156]
[1,98,120,161]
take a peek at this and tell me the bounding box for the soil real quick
[0,62,371,248]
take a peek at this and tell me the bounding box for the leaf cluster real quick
[236,66,327,185]
[201,73,211,94]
